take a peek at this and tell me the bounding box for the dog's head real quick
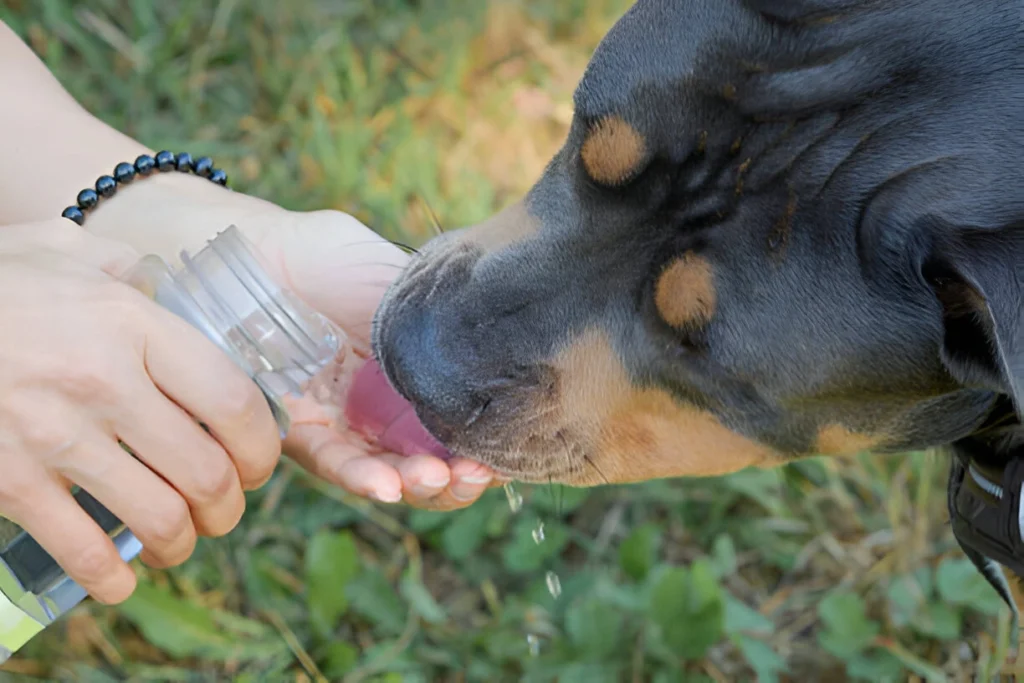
[372,0,1023,486]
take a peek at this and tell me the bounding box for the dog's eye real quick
[674,325,710,355]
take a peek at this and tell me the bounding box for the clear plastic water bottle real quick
[0,225,345,661]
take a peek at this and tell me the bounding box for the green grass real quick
[0,2,1013,681]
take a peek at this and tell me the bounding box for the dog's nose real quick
[376,300,486,435]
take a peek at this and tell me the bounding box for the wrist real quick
[84,162,286,262]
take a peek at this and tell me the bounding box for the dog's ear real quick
[925,224,1023,416]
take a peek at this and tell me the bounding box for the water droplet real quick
[504,482,523,513]
[526,633,541,656]
[545,570,562,599]
[532,522,545,544]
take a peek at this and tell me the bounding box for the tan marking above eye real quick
[580,115,647,186]
[654,252,717,329]
[814,423,884,455]
[553,329,779,486]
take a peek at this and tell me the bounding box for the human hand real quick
[0,219,282,604]
[83,175,498,511]
[238,209,502,511]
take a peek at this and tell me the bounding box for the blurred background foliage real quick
[0,1,1012,681]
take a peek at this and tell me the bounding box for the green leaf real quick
[399,570,447,624]
[117,580,282,661]
[720,469,786,516]
[710,534,737,578]
[886,575,924,628]
[593,572,648,612]
[910,601,961,640]
[649,560,726,660]
[936,557,1006,615]
[816,592,879,660]
[305,529,360,639]
[618,523,660,581]
[724,594,774,635]
[320,641,359,678]
[564,595,626,660]
[736,634,787,683]
[501,517,569,574]
[846,650,905,682]
[441,505,491,560]
[346,571,407,635]
[406,509,450,534]
[556,661,623,683]
[530,484,590,515]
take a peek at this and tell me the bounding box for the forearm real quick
[0,21,281,258]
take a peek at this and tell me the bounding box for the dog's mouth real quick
[346,354,597,483]
[344,357,541,477]
[343,358,452,461]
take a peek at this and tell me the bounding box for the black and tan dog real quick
[373,0,1023,630]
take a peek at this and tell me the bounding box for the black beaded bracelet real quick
[61,151,229,226]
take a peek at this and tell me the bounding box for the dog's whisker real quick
[523,405,559,421]
[551,432,580,498]
[417,196,446,237]
[340,240,413,249]
[341,262,408,270]
[385,239,420,254]
[582,453,610,486]
[348,280,402,289]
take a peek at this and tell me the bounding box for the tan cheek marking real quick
[554,330,778,485]
[654,252,717,328]
[814,424,885,455]
[462,199,540,252]
[580,116,646,186]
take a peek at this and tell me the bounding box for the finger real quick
[284,422,402,503]
[57,436,198,568]
[376,454,494,511]
[386,453,451,500]
[140,302,281,489]
[3,477,137,605]
[113,386,245,538]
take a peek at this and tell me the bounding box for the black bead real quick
[113,162,136,184]
[96,175,117,198]
[76,188,99,211]
[62,206,85,225]
[193,156,214,177]
[209,168,228,186]
[174,152,193,172]
[154,150,175,171]
[134,154,156,175]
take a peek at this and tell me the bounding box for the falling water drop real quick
[532,522,546,544]
[503,482,523,513]
[545,570,562,599]
[526,633,541,656]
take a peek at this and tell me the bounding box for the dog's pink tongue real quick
[343,359,451,460]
